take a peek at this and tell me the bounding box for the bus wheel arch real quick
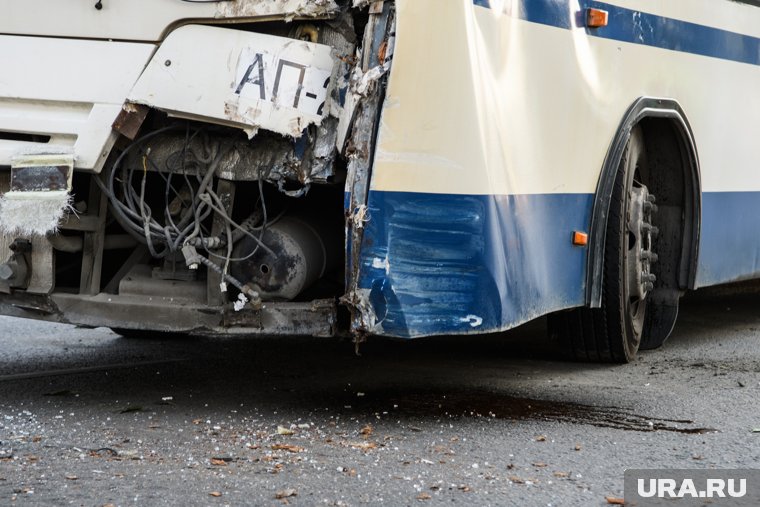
[587,97,702,351]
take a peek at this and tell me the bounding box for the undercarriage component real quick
[48,234,136,253]
[0,239,31,293]
[231,215,341,301]
[0,290,337,338]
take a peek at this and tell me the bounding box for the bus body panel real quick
[349,0,760,337]
[0,36,154,171]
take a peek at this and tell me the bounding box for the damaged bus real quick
[1,0,759,363]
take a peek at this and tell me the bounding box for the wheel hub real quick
[627,186,658,302]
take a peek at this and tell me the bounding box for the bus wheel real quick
[550,127,657,363]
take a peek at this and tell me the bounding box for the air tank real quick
[231,215,340,301]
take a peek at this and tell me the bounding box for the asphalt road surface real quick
[1,287,759,506]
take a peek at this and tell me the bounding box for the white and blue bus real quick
[0,0,757,362]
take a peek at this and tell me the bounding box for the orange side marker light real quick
[586,8,609,28]
[572,231,589,247]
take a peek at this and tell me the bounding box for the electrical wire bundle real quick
[96,125,278,303]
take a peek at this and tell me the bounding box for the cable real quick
[197,192,275,258]
[100,126,230,257]
[97,123,291,307]
[191,251,261,307]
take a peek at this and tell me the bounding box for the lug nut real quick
[641,251,659,263]
[641,224,659,236]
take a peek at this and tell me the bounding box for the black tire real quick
[110,328,189,340]
[639,295,678,350]
[549,127,652,363]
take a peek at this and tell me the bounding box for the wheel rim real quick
[625,184,658,338]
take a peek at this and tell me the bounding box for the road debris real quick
[605,496,625,505]
[277,426,295,436]
[349,441,377,451]
[275,489,297,499]
[271,444,304,453]
[89,448,118,458]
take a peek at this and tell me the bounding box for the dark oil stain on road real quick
[344,389,718,434]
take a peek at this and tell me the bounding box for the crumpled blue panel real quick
[356,191,593,338]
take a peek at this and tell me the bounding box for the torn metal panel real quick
[342,6,395,335]
[128,25,339,138]
[112,103,150,141]
[343,88,383,332]
[336,2,394,150]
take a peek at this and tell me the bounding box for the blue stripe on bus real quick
[356,191,593,338]
[473,0,760,67]
[697,192,760,287]
[355,190,760,338]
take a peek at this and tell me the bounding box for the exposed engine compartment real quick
[100,122,346,307]
[0,0,395,338]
